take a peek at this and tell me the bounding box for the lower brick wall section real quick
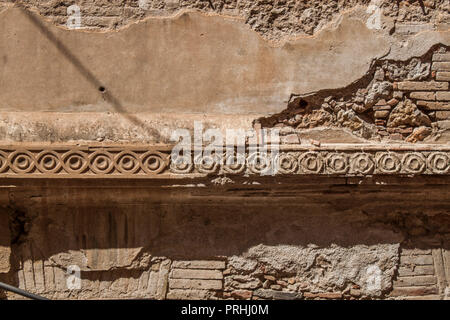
[390,249,440,300]
[1,184,449,300]
[3,251,449,300]
[166,251,449,300]
[167,260,225,300]
[164,249,449,300]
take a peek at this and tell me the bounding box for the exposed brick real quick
[432,62,450,71]
[401,295,441,300]
[169,279,223,290]
[401,248,433,256]
[172,260,226,270]
[410,92,436,100]
[147,260,171,299]
[387,98,399,106]
[436,91,450,101]
[171,268,223,280]
[390,286,438,297]
[394,275,437,287]
[436,72,450,81]
[400,255,433,266]
[433,53,450,62]
[254,289,303,300]
[303,292,319,298]
[373,105,391,111]
[231,290,252,300]
[416,100,450,110]
[374,110,390,119]
[436,111,450,120]
[318,292,343,299]
[396,81,448,91]
[437,120,450,130]
[398,265,435,277]
[167,289,215,300]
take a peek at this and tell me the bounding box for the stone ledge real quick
[0,144,449,178]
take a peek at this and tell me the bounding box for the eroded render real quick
[0,1,449,300]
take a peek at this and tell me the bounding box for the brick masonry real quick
[389,248,449,300]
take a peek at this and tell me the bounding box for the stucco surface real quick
[0,8,390,115]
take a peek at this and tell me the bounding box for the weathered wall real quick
[0,2,448,144]
[0,178,449,300]
[0,1,449,300]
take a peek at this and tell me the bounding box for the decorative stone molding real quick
[0,144,449,178]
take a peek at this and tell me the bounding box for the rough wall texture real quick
[259,45,450,143]
[0,1,449,300]
[1,0,449,41]
[0,179,449,300]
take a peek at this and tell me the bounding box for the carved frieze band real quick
[0,145,449,178]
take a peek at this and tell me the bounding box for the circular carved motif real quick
[376,153,401,174]
[350,153,375,175]
[8,151,35,173]
[402,153,426,174]
[62,151,89,174]
[427,152,450,174]
[277,153,298,174]
[141,151,169,174]
[299,152,323,174]
[0,151,8,173]
[89,151,114,174]
[326,153,349,174]
[115,151,140,174]
[247,152,271,174]
[222,152,246,174]
[36,151,62,173]
[170,154,193,174]
[195,154,221,174]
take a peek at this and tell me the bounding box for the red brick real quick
[167,289,214,300]
[303,292,319,298]
[436,91,450,101]
[402,295,441,300]
[169,279,223,290]
[416,100,450,110]
[436,111,450,120]
[398,265,435,277]
[436,72,450,81]
[396,81,448,91]
[231,290,252,300]
[387,98,400,106]
[400,255,433,266]
[374,110,390,118]
[171,268,223,280]
[433,53,450,62]
[432,62,450,71]
[410,92,436,100]
[373,105,392,111]
[318,292,343,299]
[394,275,437,287]
[172,260,226,269]
[390,286,438,297]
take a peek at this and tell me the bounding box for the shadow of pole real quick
[15,2,163,142]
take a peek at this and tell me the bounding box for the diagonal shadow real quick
[14,2,163,142]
